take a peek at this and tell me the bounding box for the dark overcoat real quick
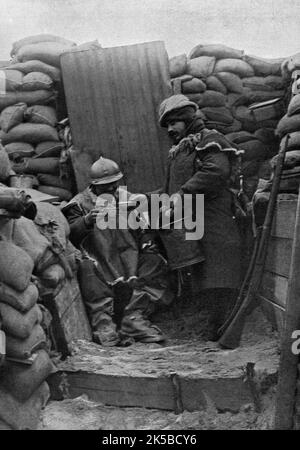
[160,125,242,290]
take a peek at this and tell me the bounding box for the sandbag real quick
[5,142,35,160]
[11,34,76,56]
[244,54,283,76]
[281,53,300,77]
[226,93,248,109]
[5,324,47,359]
[285,131,300,151]
[225,131,255,144]
[205,75,227,94]
[242,160,260,178]
[242,76,275,91]
[0,303,42,339]
[64,240,80,272]
[242,89,285,105]
[0,146,12,182]
[1,69,23,91]
[182,77,206,93]
[205,119,242,134]
[215,72,243,93]
[238,139,269,161]
[234,106,257,129]
[5,60,61,82]
[271,150,300,170]
[201,106,234,125]
[0,103,27,133]
[214,58,254,77]
[276,114,300,138]
[0,282,38,313]
[254,128,278,145]
[38,185,72,201]
[12,216,51,267]
[196,90,226,107]
[13,157,60,175]
[0,240,34,291]
[0,186,29,215]
[265,75,285,90]
[37,173,72,190]
[0,381,49,430]
[288,94,300,117]
[25,105,57,126]
[189,43,243,60]
[40,264,65,288]
[35,201,70,242]
[186,93,202,103]
[22,71,53,91]
[35,141,64,157]
[169,54,187,78]
[16,42,74,67]
[0,90,56,111]
[0,123,59,145]
[0,349,54,402]
[186,56,216,78]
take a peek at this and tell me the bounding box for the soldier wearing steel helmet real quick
[62,156,171,347]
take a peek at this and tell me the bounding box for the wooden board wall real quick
[260,197,297,330]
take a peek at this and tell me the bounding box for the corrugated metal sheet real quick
[60,41,172,192]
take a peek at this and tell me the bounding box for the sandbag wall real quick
[0,220,53,430]
[0,194,81,429]
[0,35,77,202]
[169,44,289,198]
[271,54,300,188]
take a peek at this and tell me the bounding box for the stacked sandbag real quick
[0,197,82,428]
[169,44,288,199]
[0,233,54,429]
[0,35,77,202]
[33,202,79,298]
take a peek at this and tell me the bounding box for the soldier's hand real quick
[84,208,99,226]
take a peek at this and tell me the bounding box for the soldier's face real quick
[92,181,120,197]
[167,120,186,144]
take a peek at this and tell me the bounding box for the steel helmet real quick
[158,94,198,127]
[90,157,123,185]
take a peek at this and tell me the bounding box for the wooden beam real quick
[272,199,297,239]
[49,369,254,414]
[265,237,292,278]
[274,190,300,429]
[260,271,288,308]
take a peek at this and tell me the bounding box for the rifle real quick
[218,134,290,349]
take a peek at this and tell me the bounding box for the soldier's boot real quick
[119,310,165,343]
[92,312,120,347]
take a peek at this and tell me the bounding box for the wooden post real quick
[274,189,300,429]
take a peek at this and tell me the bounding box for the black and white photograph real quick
[0,0,299,433]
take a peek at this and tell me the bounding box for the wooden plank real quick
[62,372,175,411]
[50,370,253,413]
[55,278,92,344]
[272,199,297,239]
[260,296,285,333]
[260,270,288,308]
[44,278,92,356]
[265,237,292,278]
[275,192,300,429]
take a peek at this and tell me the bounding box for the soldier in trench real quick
[136,94,243,340]
[62,156,172,347]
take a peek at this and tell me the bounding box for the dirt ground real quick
[40,303,279,430]
[39,389,276,430]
